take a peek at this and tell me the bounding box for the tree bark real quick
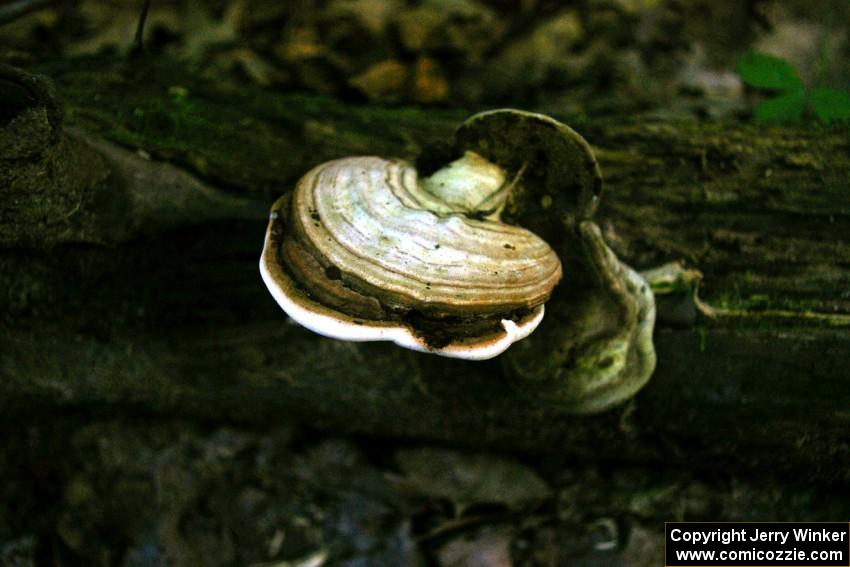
[2,57,848,479]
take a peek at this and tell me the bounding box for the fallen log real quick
[1,57,848,479]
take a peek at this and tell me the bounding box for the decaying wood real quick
[1,58,848,479]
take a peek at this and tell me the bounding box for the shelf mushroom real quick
[261,109,656,411]
[260,147,562,359]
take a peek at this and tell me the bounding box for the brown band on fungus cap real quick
[272,195,546,350]
[287,157,561,316]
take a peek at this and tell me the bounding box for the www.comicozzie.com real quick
[665,522,850,566]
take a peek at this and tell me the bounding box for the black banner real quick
[666,522,850,566]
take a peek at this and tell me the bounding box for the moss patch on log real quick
[38,55,466,198]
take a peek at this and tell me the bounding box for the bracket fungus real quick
[260,151,561,359]
[261,109,656,411]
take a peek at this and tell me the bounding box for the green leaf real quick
[738,52,803,92]
[810,88,850,122]
[754,91,806,123]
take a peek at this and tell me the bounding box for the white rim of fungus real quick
[260,208,546,360]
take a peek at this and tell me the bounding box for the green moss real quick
[37,55,465,198]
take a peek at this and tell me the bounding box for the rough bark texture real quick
[2,57,849,480]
